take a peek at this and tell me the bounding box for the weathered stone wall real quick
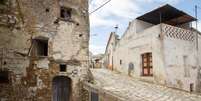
[0,0,90,101]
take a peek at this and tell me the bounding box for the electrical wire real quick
[89,0,111,15]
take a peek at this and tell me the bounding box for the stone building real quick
[0,0,90,101]
[104,4,201,92]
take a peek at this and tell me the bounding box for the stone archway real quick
[53,76,71,101]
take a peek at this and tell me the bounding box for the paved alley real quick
[91,69,201,101]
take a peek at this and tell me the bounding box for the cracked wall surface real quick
[0,0,90,101]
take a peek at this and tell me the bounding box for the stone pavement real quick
[91,69,201,101]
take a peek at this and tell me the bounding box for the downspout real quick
[159,12,164,39]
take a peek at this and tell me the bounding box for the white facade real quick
[108,18,201,92]
[104,32,119,70]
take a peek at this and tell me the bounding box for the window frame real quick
[31,38,48,57]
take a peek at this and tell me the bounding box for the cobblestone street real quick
[91,69,201,101]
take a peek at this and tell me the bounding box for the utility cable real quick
[89,0,112,15]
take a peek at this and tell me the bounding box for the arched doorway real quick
[53,76,71,101]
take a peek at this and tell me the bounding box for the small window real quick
[91,92,99,101]
[60,64,66,72]
[32,39,48,57]
[45,8,50,12]
[0,71,9,83]
[60,7,72,20]
[120,60,122,65]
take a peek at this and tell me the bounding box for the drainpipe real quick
[159,12,162,33]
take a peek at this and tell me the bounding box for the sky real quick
[89,0,201,55]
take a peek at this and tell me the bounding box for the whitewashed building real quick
[105,4,201,92]
[104,32,119,70]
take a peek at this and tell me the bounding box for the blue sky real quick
[89,0,201,55]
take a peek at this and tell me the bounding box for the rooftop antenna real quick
[114,25,118,33]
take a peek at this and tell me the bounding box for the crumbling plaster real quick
[0,0,90,101]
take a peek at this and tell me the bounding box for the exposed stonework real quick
[0,0,90,101]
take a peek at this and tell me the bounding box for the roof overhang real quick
[137,4,196,25]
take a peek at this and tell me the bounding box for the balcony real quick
[162,24,195,41]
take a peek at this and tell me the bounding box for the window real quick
[142,53,153,76]
[0,71,9,83]
[120,60,122,65]
[91,92,99,101]
[60,7,72,20]
[45,8,50,12]
[32,39,48,57]
[60,64,66,72]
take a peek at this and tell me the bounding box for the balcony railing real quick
[162,24,195,41]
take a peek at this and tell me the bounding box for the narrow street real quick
[91,69,201,101]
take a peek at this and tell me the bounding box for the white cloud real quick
[89,0,141,28]
[89,0,182,54]
[136,0,180,4]
[89,44,105,55]
[192,21,201,32]
[199,22,201,31]
[89,0,180,27]
[90,14,117,27]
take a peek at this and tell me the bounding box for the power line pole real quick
[195,5,200,92]
[195,5,198,51]
[114,25,118,33]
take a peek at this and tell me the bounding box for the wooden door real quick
[91,92,99,101]
[142,53,153,76]
[53,76,71,101]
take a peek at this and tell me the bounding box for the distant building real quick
[105,4,201,92]
[92,54,104,69]
[103,32,119,70]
